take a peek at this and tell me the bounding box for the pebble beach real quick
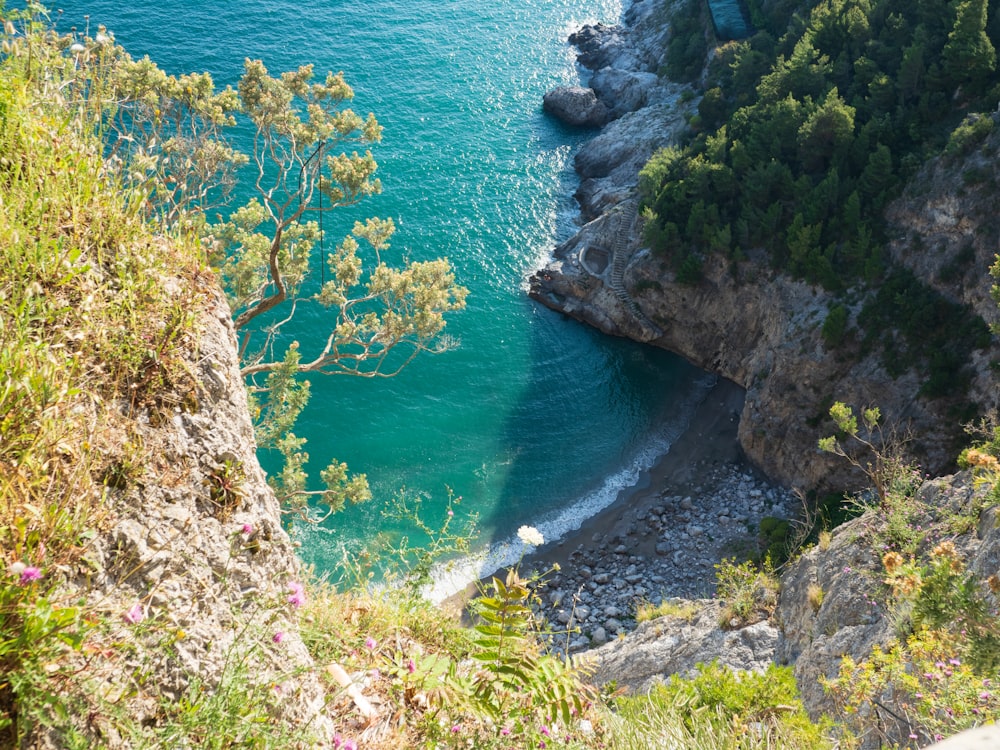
[522,378,798,651]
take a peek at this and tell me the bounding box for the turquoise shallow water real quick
[51,0,711,589]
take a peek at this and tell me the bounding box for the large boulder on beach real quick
[542,86,610,127]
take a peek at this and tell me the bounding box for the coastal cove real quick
[9,0,1000,744]
[46,0,733,580]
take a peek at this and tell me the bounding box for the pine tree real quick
[943,0,997,94]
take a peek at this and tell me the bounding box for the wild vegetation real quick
[641,0,997,396]
[2,1,999,749]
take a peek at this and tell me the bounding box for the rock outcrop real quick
[777,472,1000,717]
[589,600,779,694]
[532,0,1000,493]
[579,469,997,747]
[542,86,610,127]
[54,281,336,745]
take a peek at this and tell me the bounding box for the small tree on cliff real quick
[62,22,467,516]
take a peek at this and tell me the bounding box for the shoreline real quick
[518,376,796,650]
[441,377,797,648]
[522,375,746,574]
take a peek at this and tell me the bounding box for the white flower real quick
[517,525,544,547]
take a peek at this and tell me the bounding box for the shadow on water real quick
[478,297,709,558]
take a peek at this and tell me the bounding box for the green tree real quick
[212,60,468,511]
[943,0,997,94]
[61,28,468,515]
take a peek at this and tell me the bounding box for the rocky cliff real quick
[48,281,336,746]
[531,0,1000,493]
[589,469,999,748]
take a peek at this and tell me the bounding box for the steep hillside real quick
[531,0,1000,493]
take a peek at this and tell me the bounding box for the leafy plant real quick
[714,557,778,628]
[819,402,931,554]
[466,569,596,726]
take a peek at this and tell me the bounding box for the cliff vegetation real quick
[3,3,1000,750]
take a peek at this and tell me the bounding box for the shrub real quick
[827,542,1000,746]
[714,557,779,628]
[821,303,849,348]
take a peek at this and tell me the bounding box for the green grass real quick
[605,662,837,750]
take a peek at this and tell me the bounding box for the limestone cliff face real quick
[529,198,998,491]
[885,127,1000,406]
[590,470,999,749]
[58,280,334,746]
[776,471,999,745]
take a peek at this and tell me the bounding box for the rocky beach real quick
[523,377,797,651]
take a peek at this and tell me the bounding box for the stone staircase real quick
[606,201,663,339]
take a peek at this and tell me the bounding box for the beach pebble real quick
[605,617,624,633]
[591,627,608,645]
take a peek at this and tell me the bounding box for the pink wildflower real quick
[500,727,511,736]
[123,604,144,624]
[451,725,461,733]
[540,726,550,737]
[273,631,285,644]
[287,581,305,609]
[407,658,416,674]
[364,635,377,650]
[242,523,254,535]
[19,566,42,585]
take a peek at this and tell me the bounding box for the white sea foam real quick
[423,373,717,603]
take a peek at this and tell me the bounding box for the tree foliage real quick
[641,0,1000,292]
[26,10,467,515]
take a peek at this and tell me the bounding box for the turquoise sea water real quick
[51,0,711,591]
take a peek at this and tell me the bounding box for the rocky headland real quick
[533,0,1000,495]
[526,2,1000,747]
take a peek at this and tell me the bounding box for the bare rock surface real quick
[56,282,336,745]
[542,85,610,127]
[776,471,998,747]
[588,600,779,694]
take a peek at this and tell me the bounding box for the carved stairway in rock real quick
[607,201,663,340]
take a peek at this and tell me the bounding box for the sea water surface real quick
[51,0,711,592]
